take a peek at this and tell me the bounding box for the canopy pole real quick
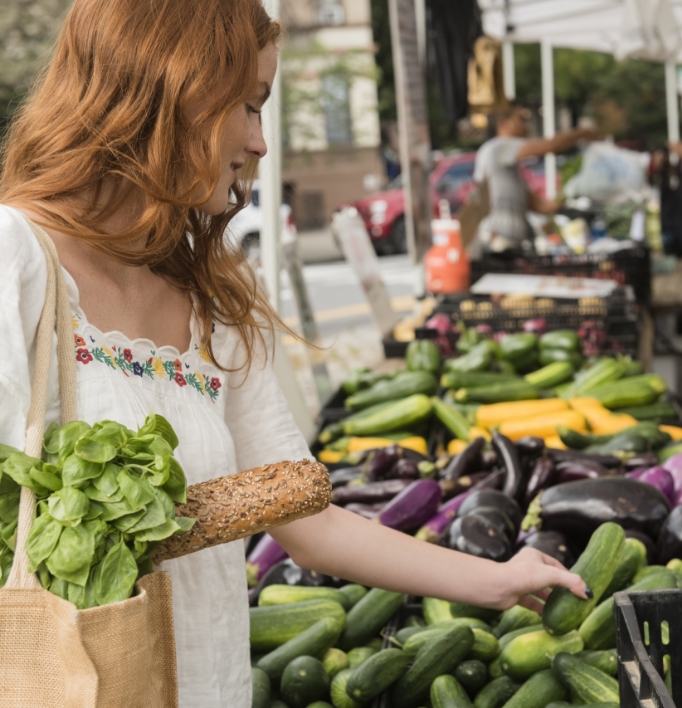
[502,40,516,100]
[665,60,680,145]
[260,0,282,313]
[541,40,557,200]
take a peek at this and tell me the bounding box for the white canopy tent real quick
[478,0,682,195]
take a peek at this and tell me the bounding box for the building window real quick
[317,0,345,26]
[322,74,352,146]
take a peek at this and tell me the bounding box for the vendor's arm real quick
[516,127,601,161]
[528,189,563,216]
[270,504,587,612]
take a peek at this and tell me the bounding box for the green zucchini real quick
[431,674,474,708]
[345,371,437,411]
[498,623,543,651]
[577,650,619,677]
[586,432,653,455]
[441,371,519,390]
[250,600,347,652]
[600,537,647,599]
[322,648,349,678]
[666,558,682,585]
[281,656,330,708]
[403,620,492,657]
[450,602,501,623]
[613,401,677,421]
[346,646,376,668]
[539,348,584,370]
[473,676,520,708]
[540,331,580,352]
[578,569,677,650]
[562,359,626,400]
[391,625,475,708]
[581,381,659,410]
[632,565,668,584]
[395,625,424,645]
[487,657,503,679]
[330,668,361,708]
[445,344,495,374]
[432,398,472,441]
[543,523,625,636]
[307,703,334,708]
[524,362,574,389]
[338,584,367,608]
[339,588,403,651]
[454,660,488,696]
[407,340,441,375]
[345,647,409,701]
[499,629,583,680]
[500,669,567,708]
[454,381,540,404]
[466,628,500,662]
[342,393,433,436]
[551,653,619,704]
[365,637,383,652]
[404,613,426,628]
[499,334,538,363]
[423,596,454,624]
[251,667,271,708]
[258,585,352,611]
[256,616,344,681]
[625,374,668,395]
[493,605,541,639]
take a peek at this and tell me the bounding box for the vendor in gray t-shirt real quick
[473,103,599,251]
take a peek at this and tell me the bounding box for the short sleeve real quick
[217,327,311,472]
[0,205,51,451]
[473,138,525,181]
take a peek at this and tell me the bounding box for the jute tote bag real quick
[0,223,178,708]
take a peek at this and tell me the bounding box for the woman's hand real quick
[494,547,590,613]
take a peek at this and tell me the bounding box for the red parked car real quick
[346,151,555,254]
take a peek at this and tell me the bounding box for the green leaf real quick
[74,438,117,464]
[134,518,181,542]
[83,518,108,549]
[150,415,179,450]
[3,453,49,496]
[61,454,103,487]
[0,471,20,496]
[132,539,148,559]
[45,523,95,587]
[152,486,176,519]
[43,421,61,455]
[126,497,166,534]
[93,541,138,605]
[0,443,21,464]
[110,508,147,533]
[84,569,98,608]
[90,420,129,449]
[117,469,154,510]
[48,486,91,525]
[146,462,170,488]
[37,562,51,590]
[0,492,20,524]
[67,580,86,609]
[56,421,91,459]
[175,517,196,533]
[29,466,63,492]
[49,576,69,601]
[91,498,136,522]
[2,518,17,551]
[83,484,124,503]
[26,514,63,572]
[162,458,187,503]
[94,463,120,497]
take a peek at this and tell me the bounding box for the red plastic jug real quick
[424,203,470,294]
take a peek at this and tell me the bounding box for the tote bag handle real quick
[6,222,78,590]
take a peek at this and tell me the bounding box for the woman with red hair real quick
[0,0,587,704]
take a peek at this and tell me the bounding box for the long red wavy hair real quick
[0,0,282,369]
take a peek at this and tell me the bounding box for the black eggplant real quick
[657,507,682,564]
[457,489,523,535]
[554,459,610,485]
[438,515,512,562]
[546,448,621,469]
[460,505,516,543]
[625,529,658,565]
[493,432,526,504]
[524,457,557,508]
[518,530,576,567]
[624,452,659,471]
[525,478,671,546]
[440,471,496,501]
[248,558,335,606]
[441,438,485,484]
[345,502,385,519]
[515,437,545,454]
[391,458,420,480]
[329,466,363,489]
[366,445,403,481]
[480,450,499,470]
[331,478,412,505]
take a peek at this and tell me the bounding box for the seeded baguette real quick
[153,459,331,562]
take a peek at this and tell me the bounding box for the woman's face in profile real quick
[200,42,278,216]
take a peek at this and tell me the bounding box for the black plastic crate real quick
[470,246,651,304]
[319,386,349,422]
[614,588,681,708]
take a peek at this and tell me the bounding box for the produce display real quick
[0,413,194,607]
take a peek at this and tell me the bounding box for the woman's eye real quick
[247,105,262,115]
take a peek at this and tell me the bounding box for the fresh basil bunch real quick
[0,413,194,608]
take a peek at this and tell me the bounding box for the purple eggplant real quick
[245,534,288,587]
[657,507,682,564]
[440,471,498,501]
[524,478,671,546]
[438,515,512,562]
[626,529,658,565]
[375,479,441,531]
[460,505,516,542]
[546,448,621,469]
[481,450,499,469]
[625,468,648,480]
[639,466,675,505]
[517,530,576,567]
[555,459,609,484]
[366,445,403,481]
[391,458,420,480]
[458,489,523,535]
[331,478,412,505]
[662,452,682,505]
[345,502,385,519]
[524,457,557,508]
[329,466,363,489]
[416,471,504,542]
[625,452,659,471]
[516,437,546,454]
[441,438,485,484]
[493,432,526,504]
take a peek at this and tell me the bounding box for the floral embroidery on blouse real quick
[71,313,222,401]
